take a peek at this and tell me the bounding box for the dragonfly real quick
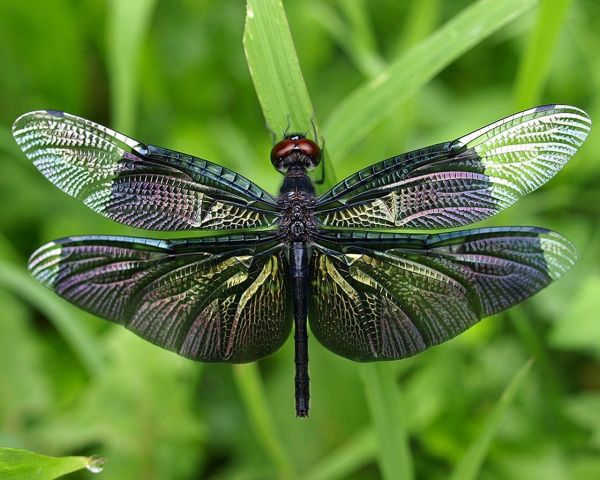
[13,105,590,417]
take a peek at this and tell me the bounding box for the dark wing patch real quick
[316,105,590,229]
[29,234,290,362]
[310,228,576,361]
[13,110,278,231]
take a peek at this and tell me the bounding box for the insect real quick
[13,105,590,417]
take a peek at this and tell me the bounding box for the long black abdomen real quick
[278,165,315,417]
[291,241,310,417]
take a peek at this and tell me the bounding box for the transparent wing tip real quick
[550,104,592,144]
[13,109,65,135]
[538,229,578,281]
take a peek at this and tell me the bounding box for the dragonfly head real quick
[271,134,321,173]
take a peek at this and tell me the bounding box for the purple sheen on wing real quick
[12,110,278,232]
[28,236,291,363]
[316,105,590,230]
[310,227,576,361]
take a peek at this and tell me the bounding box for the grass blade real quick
[337,0,380,59]
[360,363,413,480]
[310,3,384,78]
[106,0,158,132]
[305,428,376,480]
[243,0,335,189]
[244,0,318,137]
[232,364,295,480]
[387,0,442,154]
[449,359,535,480]
[0,260,104,376]
[514,0,574,108]
[394,0,441,54]
[0,447,104,479]
[324,0,538,161]
[335,0,386,77]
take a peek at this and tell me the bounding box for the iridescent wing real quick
[29,233,290,362]
[316,105,590,229]
[310,227,576,361]
[13,110,279,231]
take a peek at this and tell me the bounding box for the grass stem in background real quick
[514,0,574,108]
[305,428,376,480]
[394,0,441,57]
[311,1,385,79]
[233,364,296,480]
[106,0,158,133]
[324,0,537,162]
[361,363,413,480]
[0,260,104,376]
[449,359,534,480]
[508,307,568,429]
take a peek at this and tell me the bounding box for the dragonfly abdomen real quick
[276,161,318,416]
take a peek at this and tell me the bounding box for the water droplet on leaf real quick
[86,455,105,474]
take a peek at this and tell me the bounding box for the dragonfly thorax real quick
[278,192,318,242]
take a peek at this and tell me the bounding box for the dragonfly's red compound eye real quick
[271,136,322,172]
[270,139,296,165]
[295,138,321,161]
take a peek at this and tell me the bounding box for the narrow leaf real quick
[305,428,376,480]
[0,448,104,479]
[0,260,104,376]
[360,363,413,480]
[243,0,335,190]
[106,0,158,132]
[324,0,538,161]
[514,0,574,108]
[394,0,441,54]
[449,359,534,480]
[233,364,295,480]
[244,0,318,137]
[310,3,384,78]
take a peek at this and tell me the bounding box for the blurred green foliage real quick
[0,0,599,479]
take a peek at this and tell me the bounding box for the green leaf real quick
[305,428,376,480]
[514,0,574,108]
[0,448,104,479]
[232,364,295,480]
[311,1,385,78]
[0,260,104,376]
[243,0,335,190]
[243,0,318,138]
[449,359,534,480]
[360,363,413,480]
[394,0,442,54]
[324,0,538,161]
[106,0,158,132]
